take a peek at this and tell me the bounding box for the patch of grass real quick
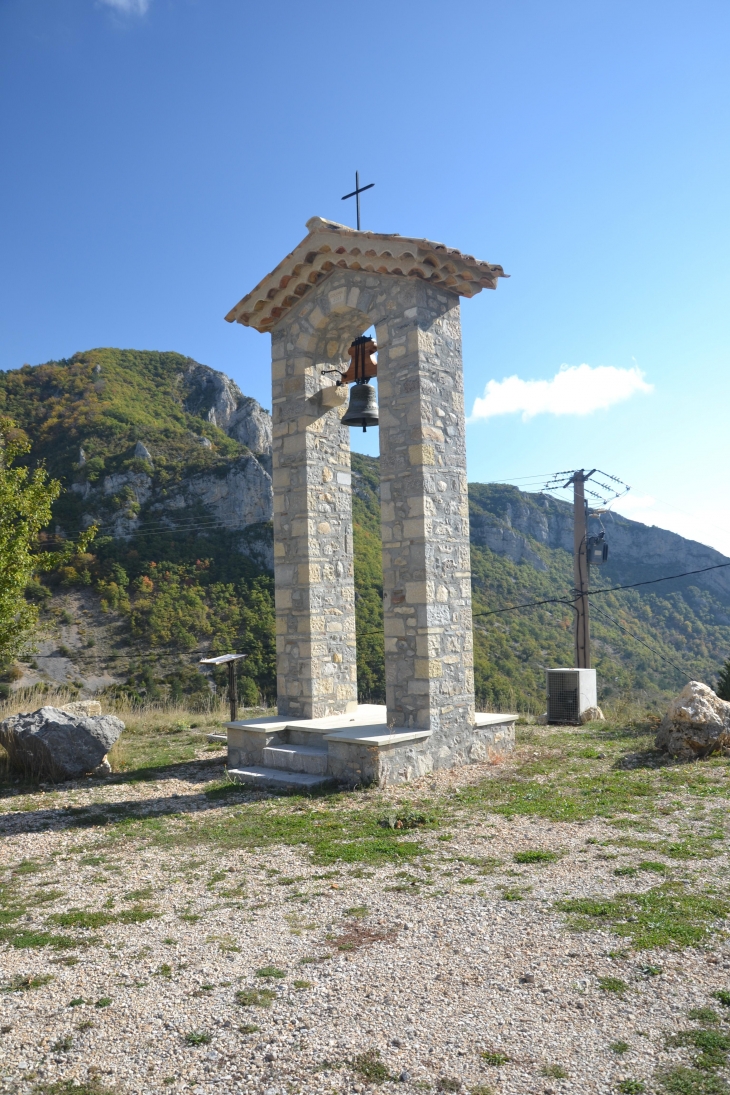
[33,1083,118,1095]
[239,1023,259,1033]
[344,905,368,918]
[513,849,559,864]
[255,965,284,978]
[178,912,200,923]
[184,1030,211,1046]
[481,1051,510,1066]
[235,987,276,1008]
[557,884,730,950]
[500,888,525,901]
[599,977,629,995]
[292,980,312,990]
[49,905,157,930]
[69,998,85,1007]
[123,887,155,902]
[351,1048,392,1084]
[470,1087,494,1095]
[656,1066,729,1093]
[611,1041,630,1055]
[713,991,730,1008]
[689,1009,721,1026]
[542,1064,568,1078]
[94,997,111,1008]
[666,1028,730,1071]
[2,973,54,993]
[0,927,82,950]
[154,963,172,979]
[437,1080,461,1093]
[52,1034,73,1053]
[617,1083,646,1094]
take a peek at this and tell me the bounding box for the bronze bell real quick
[341,335,379,432]
[342,381,379,431]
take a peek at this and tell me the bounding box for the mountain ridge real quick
[1,347,728,712]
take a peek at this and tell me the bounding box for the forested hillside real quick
[2,348,729,713]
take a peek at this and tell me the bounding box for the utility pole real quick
[563,469,595,669]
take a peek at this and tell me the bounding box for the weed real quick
[352,1048,392,1083]
[2,973,54,993]
[52,1034,73,1053]
[666,1027,730,1071]
[689,1009,721,1026]
[95,997,111,1008]
[656,1066,729,1092]
[459,877,477,885]
[32,1082,118,1095]
[75,1021,94,1032]
[155,964,172,979]
[500,888,524,901]
[1,927,81,950]
[344,905,368,918]
[68,998,85,1008]
[437,1080,461,1093]
[713,991,730,1008]
[638,860,669,873]
[558,884,730,950]
[255,966,284,978]
[542,1064,568,1078]
[235,988,276,1008]
[599,977,628,995]
[640,965,663,977]
[513,850,559,864]
[481,1051,510,1066]
[178,912,200,923]
[293,979,312,990]
[184,1031,211,1046]
[239,1024,259,1034]
[470,1087,494,1095]
[617,1083,645,1094]
[611,1041,630,1055]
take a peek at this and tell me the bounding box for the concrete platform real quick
[225,705,518,788]
[226,766,333,791]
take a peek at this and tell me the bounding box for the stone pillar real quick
[270,319,357,719]
[377,282,475,741]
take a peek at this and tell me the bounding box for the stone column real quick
[269,319,357,719]
[377,282,475,743]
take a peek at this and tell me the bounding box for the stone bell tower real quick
[224,218,515,787]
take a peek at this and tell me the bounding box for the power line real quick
[588,600,689,677]
[590,560,730,596]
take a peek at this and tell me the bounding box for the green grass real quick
[611,1041,631,1055]
[184,1031,211,1046]
[558,884,730,950]
[481,1051,510,1066]
[32,1082,119,1095]
[542,1064,568,1078]
[599,977,629,995]
[351,1049,392,1084]
[2,973,54,993]
[255,966,284,978]
[235,988,276,1008]
[617,1083,646,1094]
[656,1066,730,1093]
[513,849,559,864]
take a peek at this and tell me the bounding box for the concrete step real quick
[262,743,328,775]
[227,766,332,791]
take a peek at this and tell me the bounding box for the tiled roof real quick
[225,217,508,332]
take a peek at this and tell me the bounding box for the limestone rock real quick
[580,706,605,724]
[60,700,102,717]
[655,680,730,759]
[0,706,124,780]
[134,440,153,463]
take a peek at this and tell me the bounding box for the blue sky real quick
[1,1,729,551]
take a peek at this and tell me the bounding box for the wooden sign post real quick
[199,653,247,722]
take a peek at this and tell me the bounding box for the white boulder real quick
[655,680,730,759]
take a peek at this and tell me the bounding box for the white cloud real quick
[98,0,150,14]
[469,363,653,422]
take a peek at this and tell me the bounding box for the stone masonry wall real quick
[269,270,476,751]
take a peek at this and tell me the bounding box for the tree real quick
[0,418,93,661]
[717,657,730,701]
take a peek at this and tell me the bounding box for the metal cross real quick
[341,170,374,231]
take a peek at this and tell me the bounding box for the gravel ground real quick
[1,748,729,1095]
